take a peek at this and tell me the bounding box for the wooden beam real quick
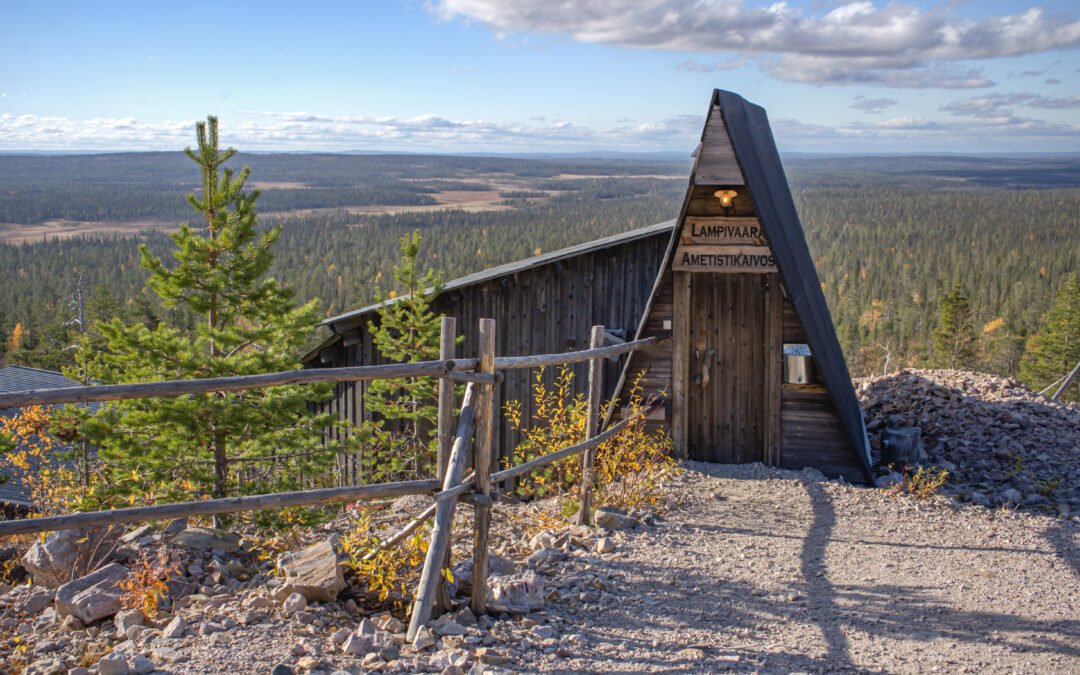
[437,317,457,482]
[435,316,457,613]
[765,273,783,466]
[362,503,437,562]
[576,326,605,526]
[0,478,441,537]
[407,384,477,642]
[671,271,690,459]
[491,336,660,371]
[0,360,472,409]
[1052,359,1080,401]
[471,319,496,616]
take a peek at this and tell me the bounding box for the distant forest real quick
[1,151,1077,385]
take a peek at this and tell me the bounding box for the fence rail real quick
[0,319,659,642]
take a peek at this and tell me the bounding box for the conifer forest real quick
[1,151,1077,398]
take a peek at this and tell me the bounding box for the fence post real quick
[436,316,456,613]
[438,317,457,481]
[576,325,605,526]
[471,318,496,616]
[407,384,477,642]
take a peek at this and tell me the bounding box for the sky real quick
[2,0,1080,154]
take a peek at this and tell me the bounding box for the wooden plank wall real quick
[778,298,863,480]
[310,231,670,480]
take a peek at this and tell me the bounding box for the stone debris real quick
[276,539,345,602]
[0,492,624,675]
[857,369,1080,514]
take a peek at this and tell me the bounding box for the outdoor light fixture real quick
[714,189,738,214]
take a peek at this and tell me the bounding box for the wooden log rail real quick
[0,478,441,537]
[0,360,494,410]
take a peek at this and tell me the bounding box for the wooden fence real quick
[0,318,661,640]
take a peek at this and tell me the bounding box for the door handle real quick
[700,348,715,387]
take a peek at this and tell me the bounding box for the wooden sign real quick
[681,217,766,246]
[672,245,777,273]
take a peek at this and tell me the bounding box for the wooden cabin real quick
[304,89,872,483]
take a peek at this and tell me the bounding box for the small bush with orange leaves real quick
[505,368,677,512]
[118,545,181,619]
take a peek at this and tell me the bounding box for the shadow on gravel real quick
[798,480,852,669]
[1046,520,1080,580]
[557,482,1080,673]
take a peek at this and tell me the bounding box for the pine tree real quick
[932,283,976,369]
[1020,276,1080,401]
[363,231,447,481]
[78,116,341,500]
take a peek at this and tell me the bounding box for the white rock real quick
[131,655,155,674]
[162,615,187,639]
[282,591,308,614]
[490,570,544,613]
[97,652,130,675]
[595,537,615,554]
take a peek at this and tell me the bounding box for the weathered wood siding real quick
[309,231,670,478]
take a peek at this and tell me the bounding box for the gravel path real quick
[526,462,1080,674]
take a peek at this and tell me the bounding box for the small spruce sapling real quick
[77,116,344,502]
[363,231,450,481]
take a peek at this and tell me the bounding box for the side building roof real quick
[306,219,676,359]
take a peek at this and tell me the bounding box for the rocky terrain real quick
[4,461,1078,675]
[857,369,1080,515]
[2,368,1077,674]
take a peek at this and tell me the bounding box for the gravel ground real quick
[13,463,1077,674]
[524,462,1080,674]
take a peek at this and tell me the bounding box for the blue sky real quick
[2,0,1079,154]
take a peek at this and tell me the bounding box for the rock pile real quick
[1,496,652,674]
[856,369,1080,515]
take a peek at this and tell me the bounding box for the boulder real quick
[169,527,240,553]
[488,570,545,613]
[277,540,344,602]
[21,528,116,588]
[55,563,128,624]
[595,508,638,531]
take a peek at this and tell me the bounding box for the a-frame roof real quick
[656,89,872,479]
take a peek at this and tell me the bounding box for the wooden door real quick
[686,273,769,463]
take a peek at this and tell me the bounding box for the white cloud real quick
[941,92,1080,117]
[432,1,1080,88]
[3,105,1079,153]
